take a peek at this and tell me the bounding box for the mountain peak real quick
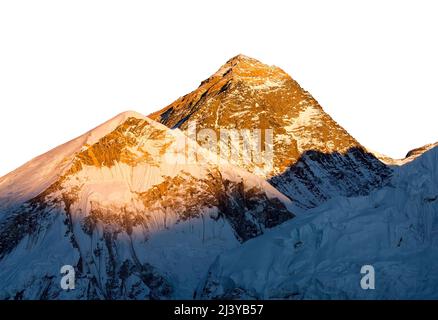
[226,53,254,63]
[150,56,362,177]
[213,54,286,81]
[222,54,263,68]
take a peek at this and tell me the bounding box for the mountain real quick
[0,55,436,300]
[0,111,294,299]
[149,54,360,177]
[197,144,438,299]
[151,55,391,209]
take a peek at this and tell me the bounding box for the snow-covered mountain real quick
[0,55,436,300]
[197,144,438,299]
[0,111,294,299]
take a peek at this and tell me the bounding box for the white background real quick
[0,0,437,177]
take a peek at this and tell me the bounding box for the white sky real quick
[1,0,437,177]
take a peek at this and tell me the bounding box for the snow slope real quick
[0,111,145,212]
[198,145,438,299]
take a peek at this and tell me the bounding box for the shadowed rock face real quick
[137,170,294,242]
[270,147,392,209]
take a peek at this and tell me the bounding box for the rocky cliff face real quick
[150,55,361,177]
